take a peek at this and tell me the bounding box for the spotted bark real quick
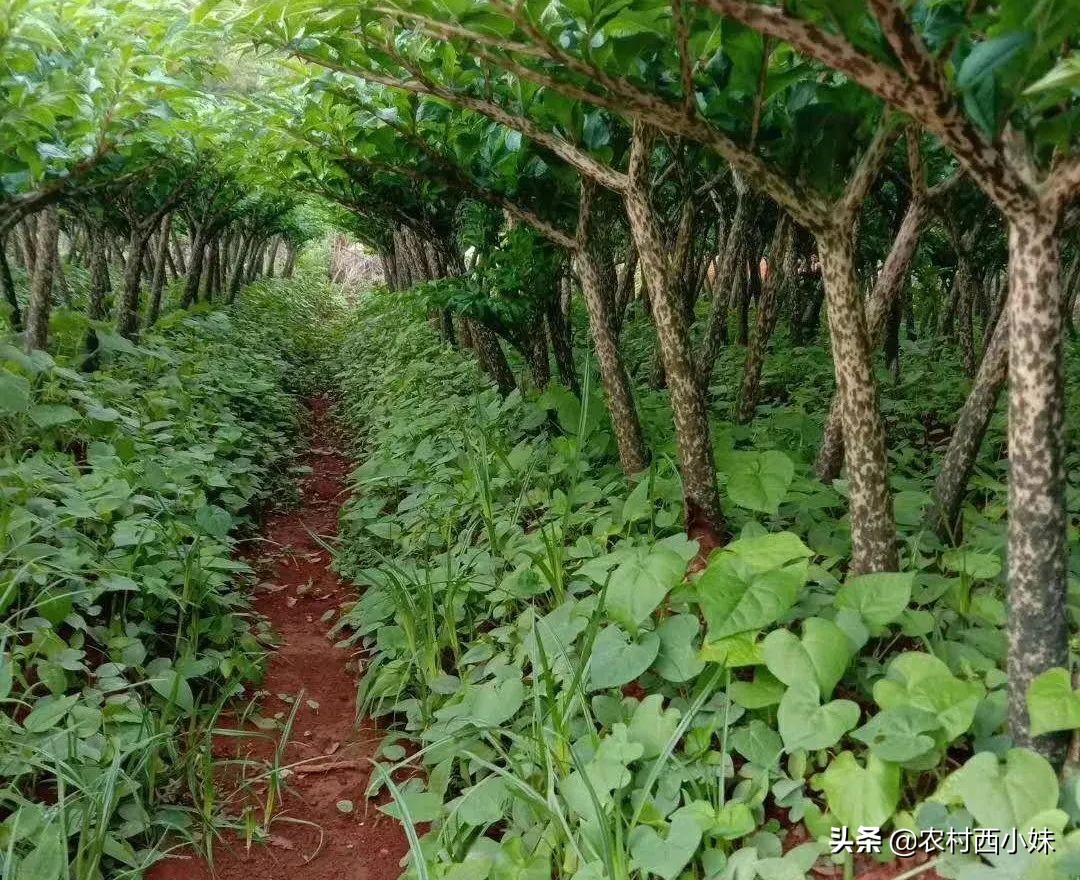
[182,227,208,308]
[815,195,929,480]
[1005,215,1068,761]
[87,228,110,321]
[926,311,1007,541]
[578,183,649,473]
[147,216,172,325]
[0,236,19,330]
[547,294,579,394]
[23,207,60,353]
[227,235,252,304]
[736,216,794,423]
[816,229,898,573]
[627,123,725,540]
[471,319,516,395]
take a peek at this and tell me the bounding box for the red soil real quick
[148,396,409,880]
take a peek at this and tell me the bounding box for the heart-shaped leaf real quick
[1027,667,1080,737]
[835,572,913,628]
[778,682,859,752]
[821,751,900,830]
[606,545,686,632]
[762,617,852,698]
[698,555,808,642]
[629,808,703,880]
[588,625,660,691]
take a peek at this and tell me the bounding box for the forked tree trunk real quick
[815,196,929,481]
[1005,214,1068,761]
[282,243,297,278]
[227,235,252,303]
[23,207,60,352]
[117,226,152,338]
[147,214,173,326]
[815,228,897,573]
[266,237,280,278]
[925,311,1007,542]
[627,123,725,541]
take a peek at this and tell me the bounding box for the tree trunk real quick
[578,243,649,473]
[815,228,897,573]
[282,243,297,278]
[815,197,929,481]
[736,217,794,423]
[23,207,60,352]
[87,228,110,321]
[147,214,172,326]
[471,320,515,395]
[202,238,220,302]
[1005,214,1068,762]
[627,123,725,542]
[265,236,280,278]
[926,312,1007,542]
[227,235,252,303]
[0,236,19,330]
[116,226,151,338]
[182,228,208,308]
[698,183,753,380]
[546,294,579,394]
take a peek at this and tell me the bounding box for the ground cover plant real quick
[2,0,1080,879]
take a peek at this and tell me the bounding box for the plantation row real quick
[0,276,338,878]
[332,288,1080,879]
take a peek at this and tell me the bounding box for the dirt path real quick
[149,397,408,880]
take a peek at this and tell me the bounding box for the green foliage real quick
[0,277,338,878]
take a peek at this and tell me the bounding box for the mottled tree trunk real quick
[926,312,1007,542]
[147,214,172,326]
[87,228,110,321]
[265,237,280,278]
[736,217,794,423]
[116,226,152,338]
[227,235,252,303]
[282,243,297,278]
[627,123,725,541]
[1005,215,1068,761]
[698,183,753,381]
[0,236,19,330]
[471,320,515,395]
[182,228,208,308]
[815,229,897,573]
[815,197,928,481]
[547,292,578,394]
[23,207,60,352]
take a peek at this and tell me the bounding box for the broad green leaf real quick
[698,554,808,641]
[627,694,681,759]
[628,808,703,880]
[606,545,686,632]
[873,652,984,740]
[726,450,794,514]
[835,572,913,627]
[457,776,509,826]
[1027,668,1080,737]
[821,751,900,830]
[653,614,705,682]
[195,504,233,538]
[22,694,79,733]
[777,682,860,752]
[942,749,1059,829]
[730,719,784,768]
[956,32,1033,90]
[723,531,812,573]
[728,668,786,709]
[941,548,1002,580]
[16,822,63,880]
[0,369,30,413]
[28,404,81,428]
[762,618,852,698]
[851,706,941,764]
[149,669,194,711]
[588,625,660,690]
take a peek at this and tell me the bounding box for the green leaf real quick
[835,572,913,627]
[1027,668,1080,737]
[821,751,900,830]
[149,669,194,711]
[712,801,756,840]
[872,652,984,740]
[28,404,81,428]
[956,32,1033,90]
[940,548,1001,580]
[777,682,860,752]
[726,450,794,514]
[762,618,852,698]
[0,368,30,413]
[606,545,686,632]
[16,822,64,880]
[195,504,233,538]
[942,749,1059,829]
[728,668,786,709]
[629,808,703,880]
[851,706,941,764]
[730,719,784,768]
[627,694,681,759]
[652,613,705,682]
[698,554,808,641]
[457,776,509,826]
[588,625,660,691]
[723,531,812,573]
[23,694,79,733]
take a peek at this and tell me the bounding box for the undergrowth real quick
[333,289,1080,880]
[0,275,339,879]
